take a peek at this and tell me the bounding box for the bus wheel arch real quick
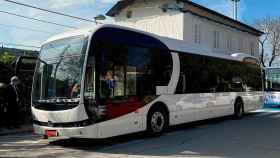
[234,97,244,119]
[146,102,169,135]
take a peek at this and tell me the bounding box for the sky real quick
[0,0,280,51]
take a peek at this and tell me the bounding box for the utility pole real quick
[231,0,240,20]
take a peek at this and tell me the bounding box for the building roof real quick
[106,0,263,36]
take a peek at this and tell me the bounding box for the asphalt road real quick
[1,109,280,158]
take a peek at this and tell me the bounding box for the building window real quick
[227,36,232,50]
[214,31,220,48]
[250,42,255,56]
[238,38,243,51]
[126,10,132,19]
[194,24,201,44]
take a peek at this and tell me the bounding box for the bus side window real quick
[245,63,262,92]
[176,72,186,94]
[189,69,201,93]
[230,76,244,92]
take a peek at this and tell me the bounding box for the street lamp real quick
[231,0,240,20]
[0,43,3,54]
[94,14,106,24]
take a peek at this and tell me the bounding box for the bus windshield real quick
[265,68,280,91]
[32,36,88,103]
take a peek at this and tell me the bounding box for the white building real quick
[106,0,263,57]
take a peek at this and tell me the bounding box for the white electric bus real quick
[32,24,263,138]
[264,67,280,107]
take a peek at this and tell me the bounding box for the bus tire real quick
[234,99,244,119]
[147,106,168,135]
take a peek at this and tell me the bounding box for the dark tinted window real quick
[245,63,262,91]
[96,42,172,99]
[176,54,219,93]
[176,53,262,94]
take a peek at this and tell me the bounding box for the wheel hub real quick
[151,112,165,133]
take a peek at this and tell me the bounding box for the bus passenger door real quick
[98,64,143,138]
[210,76,235,117]
[214,92,233,117]
[176,69,216,122]
[194,69,217,120]
[197,93,216,120]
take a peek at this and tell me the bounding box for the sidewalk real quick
[0,125,33,136]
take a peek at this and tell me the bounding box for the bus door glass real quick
[97,43,148,120]
[88,41,172,122]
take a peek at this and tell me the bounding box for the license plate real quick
[45,130,58,137]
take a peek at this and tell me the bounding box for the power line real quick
[0,42,40,49]
[2,0,96,23]
[0,23,57,34]
[0,10,77,29]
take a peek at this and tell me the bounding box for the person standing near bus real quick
[71,83,81,98]
[4,76,21,128]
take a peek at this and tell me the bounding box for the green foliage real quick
[0,52,16,64]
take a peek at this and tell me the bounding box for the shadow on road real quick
[49,115,237,148]
[47,111,280,158]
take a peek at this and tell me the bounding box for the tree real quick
[256,16,280,67]
[0,52,16,64]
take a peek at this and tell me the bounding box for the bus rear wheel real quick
[147,107,168,135]
[234,99,244,119]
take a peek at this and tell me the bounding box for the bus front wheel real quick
[234,99,244,119]
[147,107,168,135]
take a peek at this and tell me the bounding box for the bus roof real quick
[43,24,258,63]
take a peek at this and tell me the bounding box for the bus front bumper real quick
[33,124,99,138]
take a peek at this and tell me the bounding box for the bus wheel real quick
[147,107,168,135]
[234,99,244,119]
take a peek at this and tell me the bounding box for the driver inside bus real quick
[100,70,116,98]
[105,70,115,96]
[71,83,80,98]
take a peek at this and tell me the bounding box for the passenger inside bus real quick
[71,83,80,98]
[105,70,115,93]
[216,76,229,92]
[100,70,116,98]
